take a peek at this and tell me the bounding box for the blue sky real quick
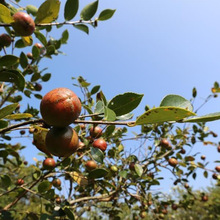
[11,0,220,191]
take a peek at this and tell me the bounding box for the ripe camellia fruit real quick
[89,126,102,138]
[45,126,79,157]
[218,146,220,153]
[129,162,136,171]
[12,12,35,36]
[0,33,11,47]
[92,138,107,151]
[40,88,81,127]
[201,195,208,202]
[16,178,24,185]
[201,155,206,160]
[43,158,56,170]
[215,166,220,172]
[159,138,172,149]
[85,160,97,170]
[52,178,61,188]
[168,158,178,167]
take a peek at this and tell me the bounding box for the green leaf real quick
[0,4,13,23]
[134,164,143,177]
[94,101,104,114]
[5,113,33,120]
[20,52,28,69]
[0,55,19,67]
[91,85,100,95]
[22,36,33,46]
[136,106,196,125]
[44,189,55,199]
[0,150,8,158]
[0,120,8,128]
[104,107,116,121]
[73,24,89,34]
[64,207,75,220]
[183,112,220,123]
[32,45,40,59]
[119,170,128,178]
[34,32,47,46]
[0,70,25,91]
[80,0,98,21]
[88,168,108,179]
[35,0,61,24]
[26,5,38,16]
[38,180,51,193]
[41,73,51,82]
[61,30,69,44]
[1,175,11,188]
[64,0,79,21]
[15,39,26,48]
[98,9,116,21]
[104,125,115,137]
[160,94,193,112]
[116,113,134,121]
[185,156,195,161]
[108,92,144,116]
[0,103,19,119]
[203,170,208,178]
[91,147,104,163]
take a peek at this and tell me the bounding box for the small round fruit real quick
[201,155,206,160]
[12,12,35,36]
[40,88,81,127]
[215,166,220,172]
[212,173,218,180]
[168,158,178,167]
[92,138,107,151]
[27,52,33,59]
[23,161,28,165]
[78,141,85,150]
[159,138,171,149]
[34,43,43,49]
[85,160,97,170]
[180,148,186,154]
[201,195,208,202]
[129,162,135,171]
[140,211,147,219]
[218,146,220,153]
[52,178,61,187]
[89,126,102,138]
[45,126,79,157]
[172,204,178,210]
[16,178,24,185]
[34,83,42,91]
[184,183,189,189]
[0,33,11,47]
[20,130,25,135]
[55,197,61,204]
[43,158,56,170]
[110,165,118,172]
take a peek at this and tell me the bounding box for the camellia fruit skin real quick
[46,126,79,157]
[92,138,107,151]
[12,12,35,36]
[43,158,56,170]
[52,178,61,188]
[0,34,11,47]
[40,88,81,127]
[89,126,102,138]
[85,160,97,170]
[168,158,178,167]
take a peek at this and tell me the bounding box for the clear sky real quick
[11,0,220,191]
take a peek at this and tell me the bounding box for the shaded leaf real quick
[64,0,79,21]
[34,32,47,46]
[35,0,61,24]
[73,24,89,34]
[160,94,193,112]
[64,207,75,220]
[5,113,33,120]
[104,107,116,121]
[41,73,51,82]
[98,9,116,21]
[0,55,19,67]
[61,30,69,44]
[108,92,144,116]
[88,168,108,179]
[0,120,8,128]
[136,106,196,125]
[91,85,100,95]
[80,0,98,21]
[19,52,28,69]
[0,4,13,23]
[183,112,220,123]
[1,175,11,188]
[0,103,18,119]
[38,180,51,193]
[91,147,104,163]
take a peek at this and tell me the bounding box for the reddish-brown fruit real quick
[52,178,61,187]
[12,12,35,36]
[0,34,11,47]
[34,43,43,49]
[201,155,206,160]
[140,211,147,219]
[45,126,79,157]
[215,166,220,172]
[168,158,178,167]
[92,138,107,151]
[55,197,61,204]
[180,148,186,154]
[34,83,42,91]
[43,158,56,170]
[20,130,25,135]
[129,162,136,171]
[89,126,102,138]
[212,173,218,180]
[40,88,81,127]
[23,161,28,165]
[161,209,168,215]
[159,138,172,149]
[78,141,85,150]
[85,160,97,170]
[184,183,189,189]
[16,178,24,185]
[27,52,33,59]
[218,146,220,153]
[172,204,178,210]
[201,195,208,202]
[80,124,86,130]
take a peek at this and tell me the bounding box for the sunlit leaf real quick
[98,9,116,21]
[104,107,116,121]
[22,36,33,46]
[134,164,143,177]
[26,5,38,16]
[5,113,33,120]
[0,4,13,23]
[0,103,18,119]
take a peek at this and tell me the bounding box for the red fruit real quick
[12,12,35,36]
[27,52,33,59]
[180,148,186,154]
[215,166,220,172]
[92,138,107,151]
[212,173,218,180]
[201,155,206,160]
[23,161,28,165]
[218,146,220,153]
[16,178,24,185]
[168,158,178,167]
[34,83,42,91]
[78,141,85,149]
[172,204,178,210]
[52,178,61,187]
[0,34,11,47]
[201,195,208,202]
[40,88,81,127]
[45,126,79,157]
[184,183,189,189]
[89,126,102,138]
[20,130,25,135]
[34,43,43,49]
[43,158,56,170]
[85,160,97,170]
[159,138,172,149]
[55,197,61,204]
[129,162,135,171]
